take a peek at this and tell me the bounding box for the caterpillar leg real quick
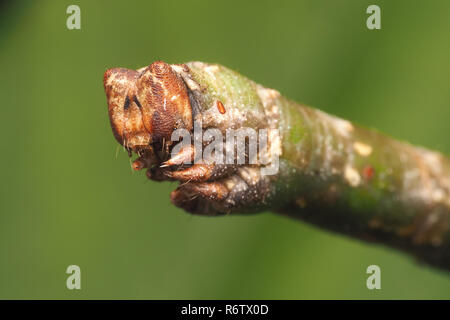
[165,163,237,182]
[170,166,273,215]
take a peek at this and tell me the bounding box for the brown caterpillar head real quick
[103,61,192,157]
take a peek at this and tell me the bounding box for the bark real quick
[185,62,450,271]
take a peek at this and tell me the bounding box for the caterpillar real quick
[104,60,450,271]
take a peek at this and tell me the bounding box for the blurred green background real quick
[1,0,449,299]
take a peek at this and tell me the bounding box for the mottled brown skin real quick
[103,68,144,147]
[104,61,268,216]
[103,61,192,167]
[136,61,192,142]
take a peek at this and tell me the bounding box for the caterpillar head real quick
[103,61,192,158]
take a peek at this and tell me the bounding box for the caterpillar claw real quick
[165,164,214,181]
[168,165,273,215]
[160,145,195,168]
